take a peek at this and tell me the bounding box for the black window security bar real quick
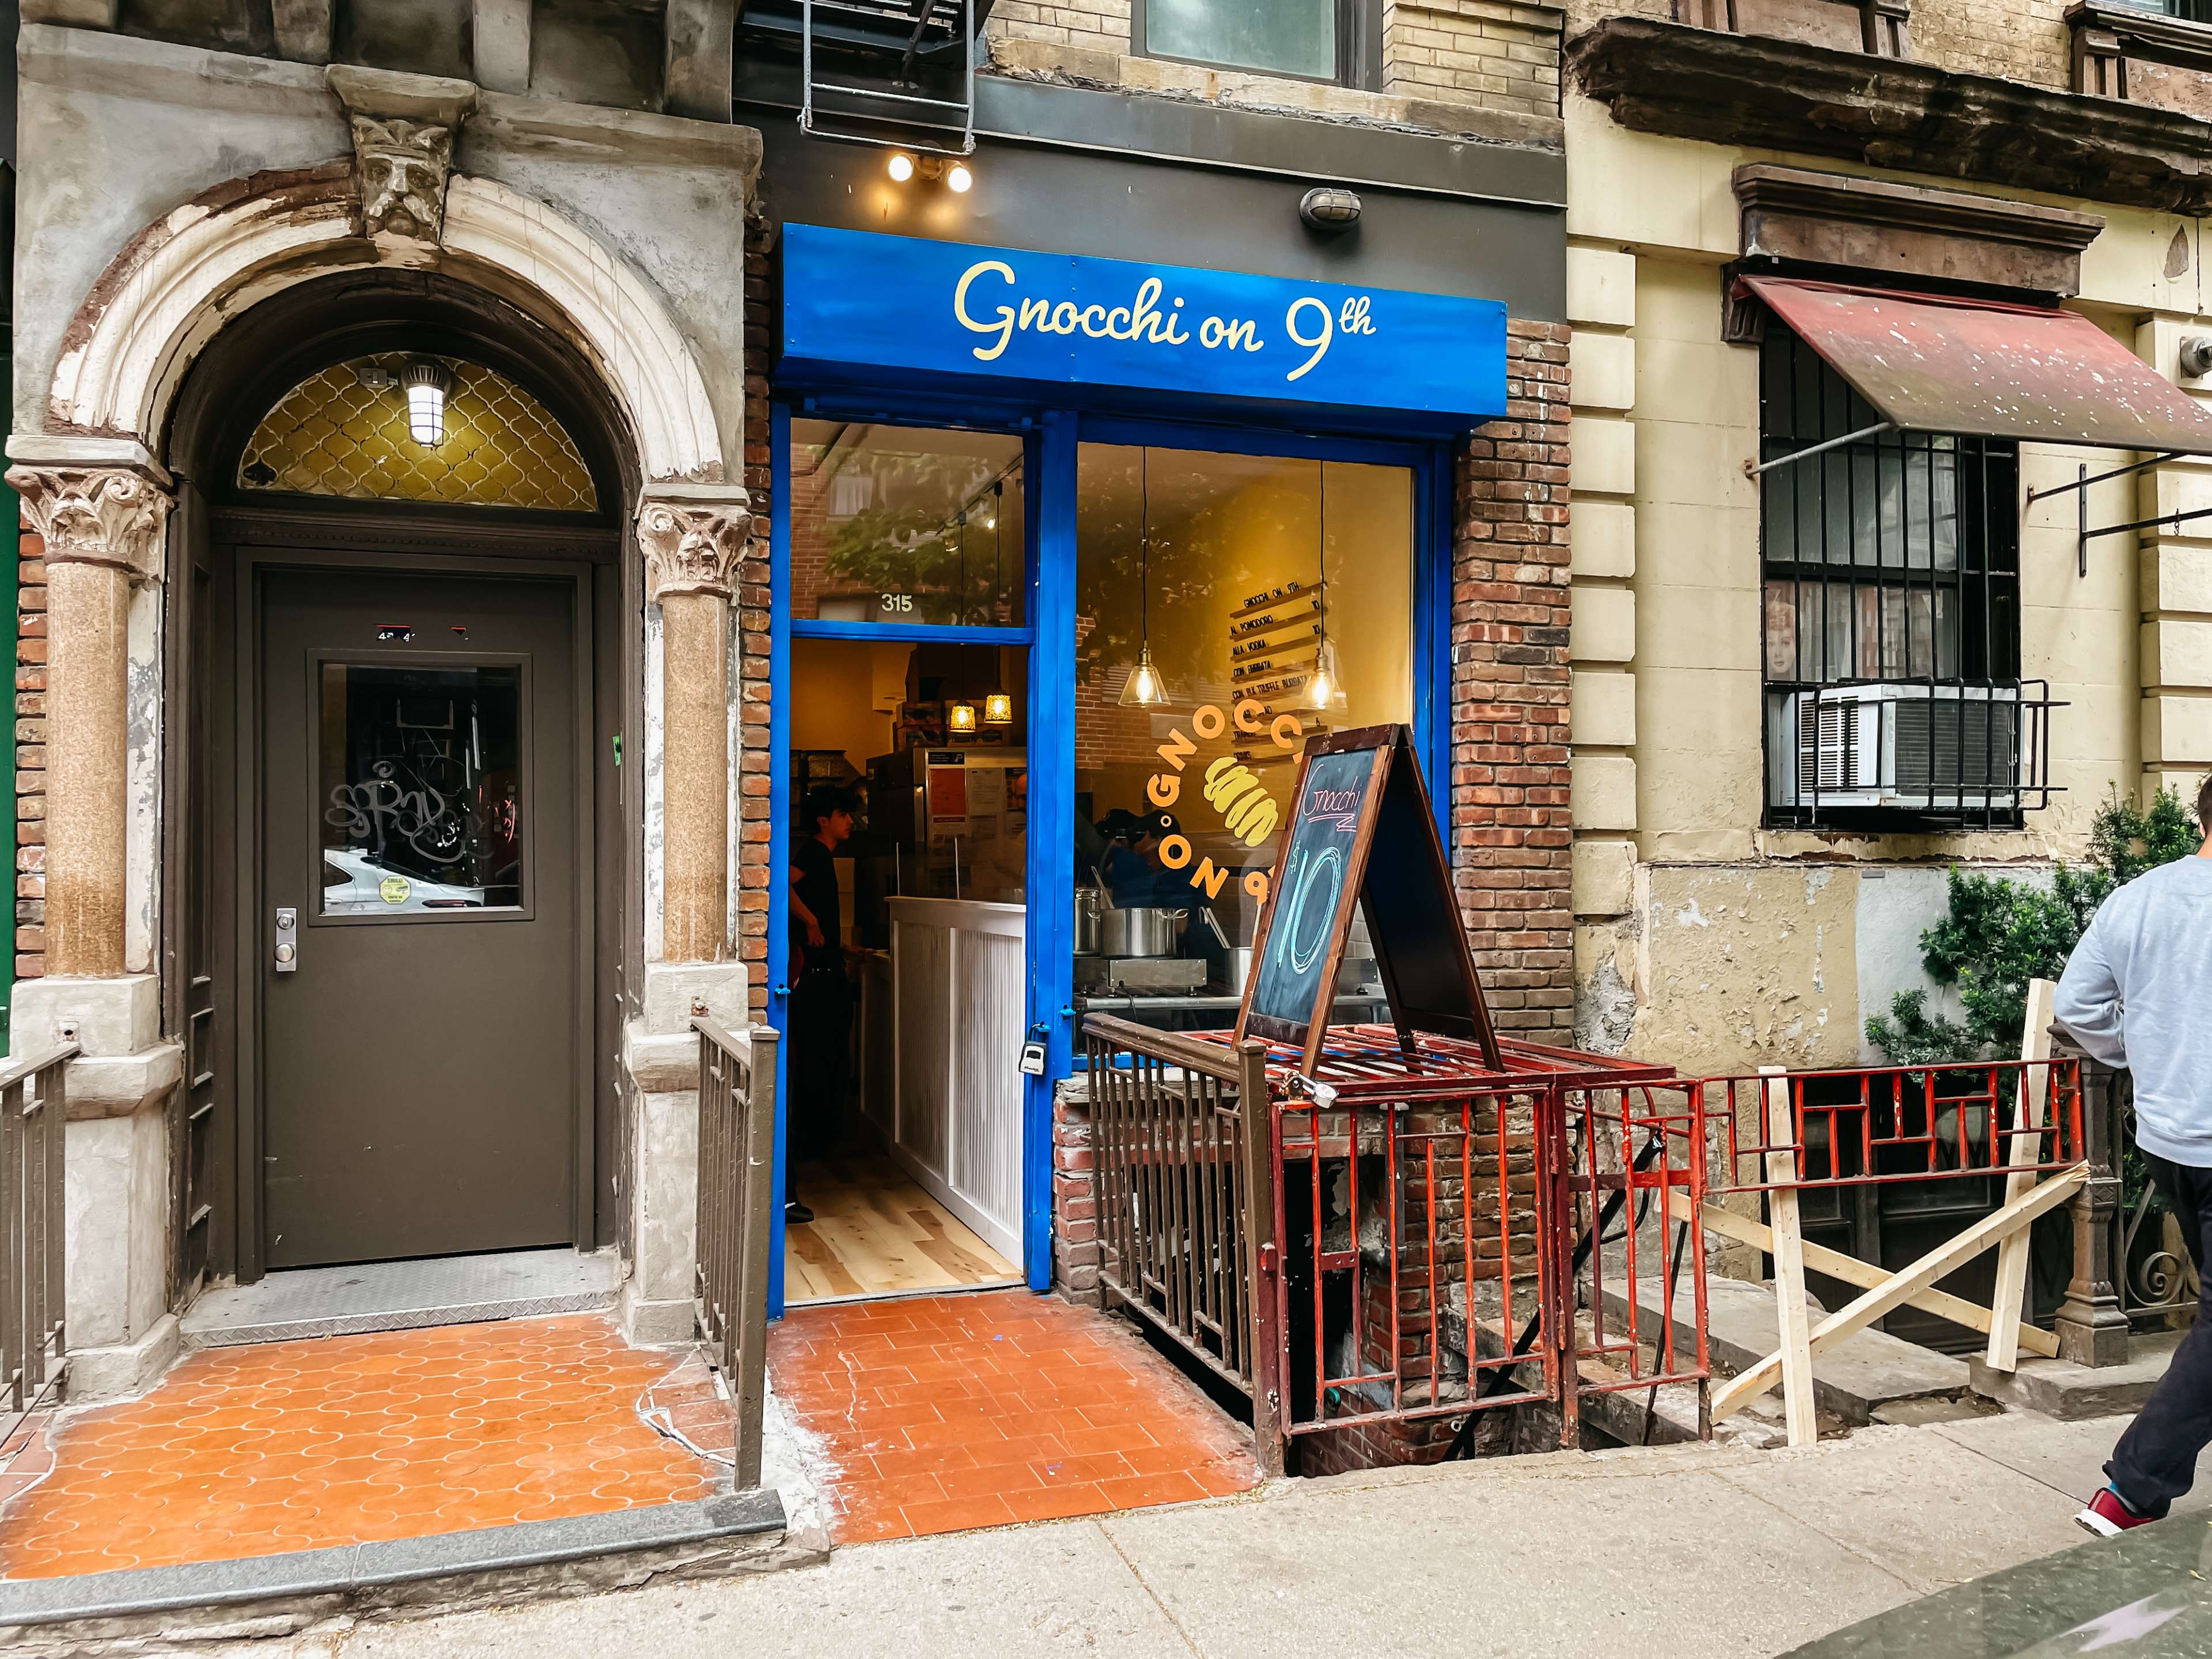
[1758,329,2060,831]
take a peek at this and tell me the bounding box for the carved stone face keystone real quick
[351,115,455,243]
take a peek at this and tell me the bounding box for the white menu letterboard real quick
[1237,724,1501,1075]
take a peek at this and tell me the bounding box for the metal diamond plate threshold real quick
[181,1250,622,1348]
[0,1488,811,1650]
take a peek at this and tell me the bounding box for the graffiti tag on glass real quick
[325,760,462,862]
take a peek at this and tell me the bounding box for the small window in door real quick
[319,662,525,915]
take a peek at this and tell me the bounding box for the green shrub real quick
[1864,788,2201,1063]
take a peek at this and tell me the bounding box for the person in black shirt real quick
[786,785,857,1225]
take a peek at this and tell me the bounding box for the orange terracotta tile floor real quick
[768,1291,1260,1544]
[0,1314,725,1580]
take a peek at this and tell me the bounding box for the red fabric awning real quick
[1743,276,2212,454]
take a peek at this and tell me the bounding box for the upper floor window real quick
[2112,0,2212,22]
[1137,0,1370,84]
[1757,328,2035,831]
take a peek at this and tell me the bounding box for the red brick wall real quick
[1052,1085,1100,1303]
[739,207,775,1011]
[15,524,44,982]
[1450,321,1573,1046]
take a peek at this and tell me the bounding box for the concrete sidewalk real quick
[192,1410,2189,1659]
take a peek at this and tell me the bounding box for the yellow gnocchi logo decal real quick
[1203,757,1279,848]
[1143,699,1304,905]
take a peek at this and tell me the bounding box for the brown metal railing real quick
[692,1018,777,1488]
[0,1044,73,1442]
[1082,1013,1285,1476]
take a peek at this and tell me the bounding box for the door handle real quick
[273,907,298,974]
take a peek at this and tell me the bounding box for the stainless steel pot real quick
[1101,906,1186,957]
[1073,887,1105,956]
[1222,945,1256,995]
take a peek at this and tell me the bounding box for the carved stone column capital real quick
[4,457,174,587]
[327,66,477,245]
[639,486,752,603]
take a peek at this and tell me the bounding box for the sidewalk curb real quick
[0,1488,813,1652]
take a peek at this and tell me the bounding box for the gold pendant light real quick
[1306,457,1349,713]
[1119,447,1172,707]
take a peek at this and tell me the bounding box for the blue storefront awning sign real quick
[779,224,1509,429]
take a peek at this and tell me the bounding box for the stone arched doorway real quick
[164,270,632,1286]
[6,79,757,1385]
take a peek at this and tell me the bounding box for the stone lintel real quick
[1569,16,2212,217]
[1733,162,2105,297]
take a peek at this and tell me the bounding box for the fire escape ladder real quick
[791,0,985,156]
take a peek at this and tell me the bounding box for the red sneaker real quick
[2076,1486,2162,1537]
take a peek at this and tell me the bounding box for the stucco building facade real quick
[1559,0,2212,1086]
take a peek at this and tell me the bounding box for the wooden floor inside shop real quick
[785,1153,1022,1305]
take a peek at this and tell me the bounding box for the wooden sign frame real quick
[1234,723,1501,1075]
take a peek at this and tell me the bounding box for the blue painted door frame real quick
[764,395,1449,1319]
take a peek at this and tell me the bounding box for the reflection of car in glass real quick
[321,849,485,915]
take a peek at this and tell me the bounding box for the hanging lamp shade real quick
[983,691,1014,726]
[1118,448,1172,708]
[1305,635,1349,711]
[1119,643,1170,707]
[1304,459,1349,713]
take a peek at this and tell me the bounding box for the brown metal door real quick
[259,566,579,1267]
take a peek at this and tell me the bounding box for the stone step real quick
[1599,1274,1972,1425]
[181,1249,622,1348]
[1967,1328,2181,1421]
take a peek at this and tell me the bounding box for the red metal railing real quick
[1272,1070,1557,1440]
[1178,1024,1708,1458]
[1695,1058,2084,1198]
[1549,1081,1711,1443]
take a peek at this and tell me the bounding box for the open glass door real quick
[772,413,1034,1308]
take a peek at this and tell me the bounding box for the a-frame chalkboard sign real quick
[1234,724,1502,1075]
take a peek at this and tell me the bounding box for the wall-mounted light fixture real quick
[1300,186,1362,233]
[403,359,452,447]
[887,153,976,194]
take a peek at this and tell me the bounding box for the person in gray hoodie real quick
[2060,775,2212,1536]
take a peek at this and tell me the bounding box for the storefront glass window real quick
[789,420,1026,628]
[1143,0,1338,80]
[1072,444,1412,1028]
[317,662,525,914]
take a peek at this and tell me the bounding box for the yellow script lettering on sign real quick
[953,263,1202,363]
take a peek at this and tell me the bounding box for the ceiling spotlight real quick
[402,359,452,448]
[947,162,974,194]
[888,152,915,183]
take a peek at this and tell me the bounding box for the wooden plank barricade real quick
[1685,982,2084,1444]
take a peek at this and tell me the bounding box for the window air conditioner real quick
[1780,683,2024,812]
